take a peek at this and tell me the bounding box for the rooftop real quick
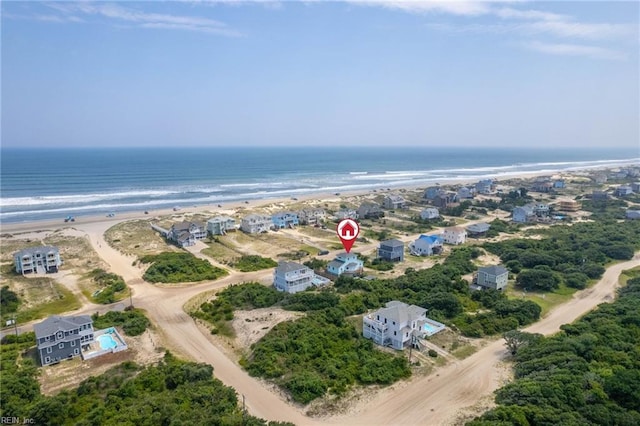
[276,261,308,273]
[478,265,509,276]
[380,239,404,248]
[34,315,92,339]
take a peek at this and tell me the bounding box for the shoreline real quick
[0,166,620,235]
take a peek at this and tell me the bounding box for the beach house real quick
[206,216,236,236]
[626,210,640,220]
[591,190,609,201]
[378,239,404,262]
[335,209,358,221]
[553,179,566,189]
[357,203,384,219]
[443,227,467,245]
[592,173,607,184]
[326,252,364,277]
[383,194,407,209]
[556,199,581,212]
[466,222,491,238]
[240,214,272,234]
[298,208,326,225]
[473,265,509,291]
[272,211,299,229]
[475,179,495,195]
[14,246,61,275]
[273,261,329,293]
[457,187,474,199]
[363,301,445,350]
[432,192,456,209]
[420,208,440,221]
[167,221,207,247]
[423,186,443,200]
[35,315,94,366]
[531,179,553,193]
[631,182,640,193]
[614,186,634,197]
[409,235,443,256]
[512,203,549,223]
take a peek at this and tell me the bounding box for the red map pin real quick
[336,219,360,253]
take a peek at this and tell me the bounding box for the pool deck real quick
[82,327,128,361]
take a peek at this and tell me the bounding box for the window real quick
[392,321,396,325]
[45,357,51,364]
[57,332,63,339]
[384,318,387,324]
[45,336,50,341]
[393,331,397,336]
[46,347,52,354]
[71,341,75,347]
[74,349,79,355]
[58,343,64,349]
[376,315,380,321]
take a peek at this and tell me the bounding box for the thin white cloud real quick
[524,41,628,61]
[347,0,493,16]
[43,2,243,36]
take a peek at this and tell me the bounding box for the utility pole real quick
[129,286,134,309]
[13,316,18,338]
[242,394,246,426]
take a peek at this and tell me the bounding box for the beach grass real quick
[506,282,577,317]
[105,219,179,257]
[12,283,81,324]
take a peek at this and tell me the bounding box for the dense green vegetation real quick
[92,309,151,336]
[141,252,227,283]
[230,255,277,272]
[469,276,640,425]
[243,308,410,403]
[484,220,640,293]
[0,285,20,313]
[1,341,291,426]
[89,268,127,304]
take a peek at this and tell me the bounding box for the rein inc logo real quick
[1,418,34,424]
[336,219,360,253]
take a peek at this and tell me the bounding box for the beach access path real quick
[65,215,640,426]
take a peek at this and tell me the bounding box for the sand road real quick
[76,218,639,426]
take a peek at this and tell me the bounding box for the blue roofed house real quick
[34,315,95,366]
[420,208,440,220]
[326,252,364,277]
[14,246,61,275]
[473,265,509,291]
[378,239,404,262]
[272,211,299,229]
[207,216,236,236]
[409,235,443,256]
[273,261,329,293]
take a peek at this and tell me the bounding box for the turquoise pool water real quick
[97,334,118,350]
[423,323,438,333]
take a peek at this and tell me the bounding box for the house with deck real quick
[556,199,581,212]
[473,265,509,291]
[272,211,299,229]
[378,239,404,262]
[531,180,553,193]
[614,186,634,197]
[420,208,440,221]
[335,209,358,221]
[273,261,329,293]
[512,203,549,223]
[591,190,609,201]
[383,194,407,210]
[553,179,566,189]
[424,186,443,200]
[457,187,474,199]
[466,222,491,238]
[35,315,94,366]
[298,208,326,225]
[432,192,457,209]
[240,214,272,234]
[326,252,364,277]
[592,173,607,184]
[409,235,443,256]
[357,203,384,219]
[363,301,445,350]
[443,227,467,245]
[631,182,640,193]
[475,179,495,195]
[14,246,61,275]
[167,221,207,247]
[207,216,236,236]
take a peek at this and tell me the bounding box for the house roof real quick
[276,261,308,273]
[14,246,59,258]
[422,208,439,214]
[34,315,92,339]
[417,235,443,244]
[478,265,508,276]
[208,216,234,223]
[327,260,344,269]
[385,194,406,202]
[380,239,404,248]
[172,221,204,231]
[243,214,270,221]
[466,223,490,233]
[377,301,427,324]
[445,226,465,233]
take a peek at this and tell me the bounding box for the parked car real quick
[318,250,329,255]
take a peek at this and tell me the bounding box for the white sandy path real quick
[41,217,640,426]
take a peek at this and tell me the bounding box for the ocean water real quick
[1,146,638,224]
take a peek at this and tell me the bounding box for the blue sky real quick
[2,1,639,149]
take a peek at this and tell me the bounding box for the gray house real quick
[14,246,61,275]
[207,216,236,235]
[167,221,207,247]
[474,265,509,291]
[466,222,491,238]
[378,239,404,262]
[357,203,384,219]
[383,194,407,209]
[34,315,95,366]
[626,210,640,220]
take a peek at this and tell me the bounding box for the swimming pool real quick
[97,334,118,350]
[423,323,438,333]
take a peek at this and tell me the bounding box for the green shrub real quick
[92,310,150,336]
[230,255,277,272]
[140,252,227,283]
